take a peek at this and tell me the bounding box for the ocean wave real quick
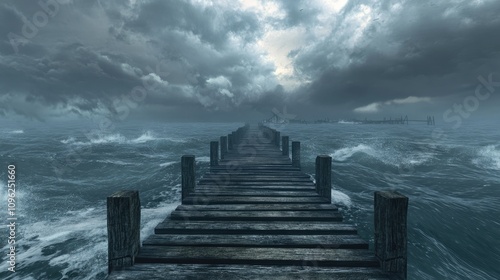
[130,131,156,144]
[8,129,24,134]
[160,161,177,167]
[331,144,376,161]
[196,156,210,162]
[95,159,135,166]
[60,131,186,146]
[0,200,180,280]
[330,143,434,168]
[473,144,500,170]
[338,120,361,124]
[331,190,353,208]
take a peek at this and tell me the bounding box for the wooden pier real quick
[106,124,408,279]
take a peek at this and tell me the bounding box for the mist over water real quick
[1,121,499,279]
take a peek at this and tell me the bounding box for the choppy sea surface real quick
[0,120,499,279]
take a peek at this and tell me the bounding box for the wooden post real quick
[315,155,332,203]
[282,136,289,156]
[220,136,227,159]
[107,190,140,273]
[275,131,281,147]
[181,155,196,202]
[210,141,218,167]
[228,133,233,150]
[292,141,300,169]
[374,191,408,280]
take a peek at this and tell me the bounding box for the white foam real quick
[196,156,211,162]
[0,199,181,279]
[331,143,434,168]
[331,190,353,208]
[96,159,134,166]
[8,129,24,134]
[60,131,186,146]
[338,120,361,124]
[89,133,127,144]
[60,136,76,144]
[130,131,156,144]
[474,144,500,170]
[160,161,177,167]
[331,144,375,161]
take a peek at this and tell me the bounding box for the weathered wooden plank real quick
[203,173,311,178]
[190,191,319,197]
[155,221,357,235]
[135,246,380,267]
[204,172,310,178]
[108,264,392,280]
[170,210,343,222]
[194,185,316,192]
[197,181,316,187]
[143,234,367,249]
[182,196,330,205]
[200,178,312,183]
[175,204,339,212]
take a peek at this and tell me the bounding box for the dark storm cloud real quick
[0,0,282,120]
[275,0,320,28]
[293,0,500,113]
[1,0,499,121]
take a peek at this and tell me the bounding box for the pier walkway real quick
[106,124,407,279]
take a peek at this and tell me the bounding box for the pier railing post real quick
[282,136,289,156]
[374,191,408,280]
[181,155,196,203]
[210,141,219,167]
[220,136,227,159]
[107,190,140,273]
[292,141,301,169]
[275,131,281,147]
[315,155,332,203]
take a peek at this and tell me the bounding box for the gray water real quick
[0,120,499,279]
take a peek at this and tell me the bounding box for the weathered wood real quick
[292,141,301,168]
[203,173,310,178]
[275,131,281,147]
[210,141,219,167]
[181,196,329,205]
[155,220,358,235]
[190,191,319,197]
[175,204,339,212]
[136,246,379,267]
[374,191,408,280]
[194,185,316,192]
[220,136,227,159]
[316,155,332,203]
[197,181,316,187]
[108,264,391,280]
[170,210,343,222]
[181,155,196,202]
[143,234,367,249]
[199,177,312,183]
[107,190,141,273]
[282,136,289,156]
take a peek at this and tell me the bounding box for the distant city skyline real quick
[1,0,499,124]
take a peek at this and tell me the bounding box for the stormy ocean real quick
[0,120,499,279]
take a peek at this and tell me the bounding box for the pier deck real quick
[107,125,406,279]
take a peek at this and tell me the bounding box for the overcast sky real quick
[1,0,499,123]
